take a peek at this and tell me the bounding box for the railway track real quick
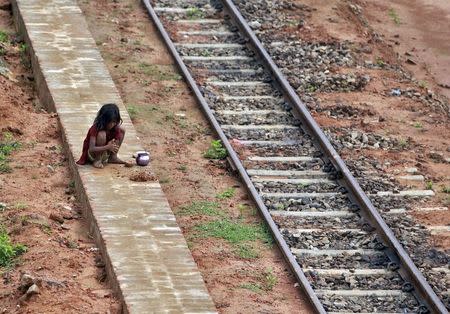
[143,0,448,312]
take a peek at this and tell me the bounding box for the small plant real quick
[179,201,222,216]
[413,122,423,129]
[418,80,428,88]
[388,8,401,25]
[126,105,139,121]
[177,164,188,172]
[0,228,27,267]
[261,268,278,291]
[397,138,408,149]
[442,186,450,194]
[186,7,204,19]
[0,30,8,43]
[195,219,272,245]
[200,50,212,57]
[13,202,28,210]
[159,177,170,184]
[240,282,263,293]
[138,62,181,81]
[41,224,52,235]
[425,181,433,190]
[203,140,227,159]
[375,56,385,67]
[235,243,259,259]
[0,132,21,173]
[216,187,235,199]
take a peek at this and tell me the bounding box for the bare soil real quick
[0,2,119,312]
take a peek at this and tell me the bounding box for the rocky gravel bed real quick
[326,128,410,151]
[223,127,304,141]
[155,0,211,8]
[274,213,360,230]
[295,251,390,270]
[215,111,298,126]
[244,159,323,171]
[265,194,351,212]
[285,230,379,250]
[199,69,269,82]
[178,46,250,57]
[184,57,259,69]
[207,83,275,96]
[319,294,420,313]
[255,181,339,194]
[306,271,404,291]
[245,141,320,157]
[205,94,287,111]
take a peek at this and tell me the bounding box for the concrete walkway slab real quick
[11,0,216,313]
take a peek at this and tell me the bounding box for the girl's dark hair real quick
[94,103,122,130]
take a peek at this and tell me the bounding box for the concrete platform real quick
[11,0,216,313]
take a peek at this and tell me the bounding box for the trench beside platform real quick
[11,0,217,313]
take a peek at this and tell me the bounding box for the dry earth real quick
[1,0,449,313]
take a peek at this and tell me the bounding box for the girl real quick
[76,103,127,168]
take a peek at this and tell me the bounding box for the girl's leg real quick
[108,126,127,164]
[91,131,106,168]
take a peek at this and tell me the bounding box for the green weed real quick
[418,80,428,88]
[138,62,181,81]
[413,122,423,129]
[159,177,170,184]
[235,243,259,259]
[216,187,235,199]
[200,50,212,57]
[375,56,385,67]
[126,105,139,121]
[0,30,8,43]
[425,181,433,190]
[240,283,263,293]
[388,8,401,25]
[261,268,278,291]
[0,132,21,173]
[177,164,188,172]
[0,228,27,267]
[186,7,204,19]
[13,202,28,210]
[179,201,222,216]
[203,140,227,159]
[195,219,272,245]
[397,138,408,149]
[442,186,450,194]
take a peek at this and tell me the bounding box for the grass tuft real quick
[186,7,204,20]
[0,132,21,173]
[388,8,401,25]
[179,201,222,216]
[138,63,181,81]
[216,187,235,199]
[195,219,273,245]
[203,140,227,159]
[0,228,27,267]
[126,105,139,121]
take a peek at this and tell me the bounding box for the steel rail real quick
[221,0,448,313]
[141,0,326,312]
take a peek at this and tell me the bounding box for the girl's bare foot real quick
[93,160,104,168]
[108,155,133,167]
[108,155,125,164]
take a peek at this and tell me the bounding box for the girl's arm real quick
[88,136,118,153]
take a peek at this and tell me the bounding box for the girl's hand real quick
[107,139,119,153]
